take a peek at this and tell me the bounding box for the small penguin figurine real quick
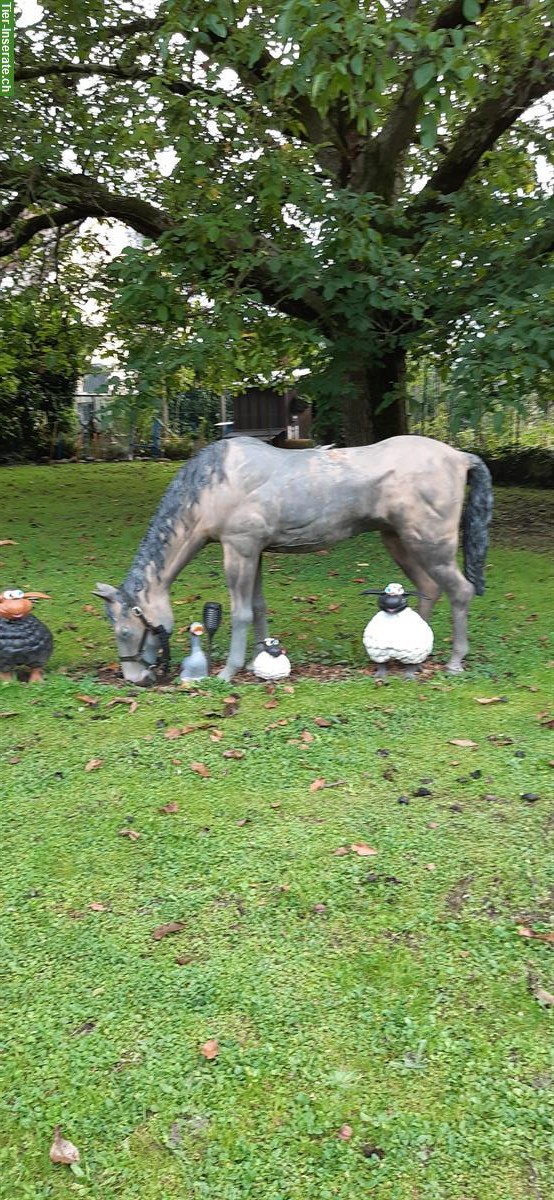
[362,583,433,679]
[0,588,53,682]
[251,637,291,682]
[179,621,209,683]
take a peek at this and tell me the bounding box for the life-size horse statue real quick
[94,435,492,685]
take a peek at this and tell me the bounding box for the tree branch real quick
[365,0,492,199]
[407,54,554,242]
[0,166,331,329]
[83,16,165,43]
[0,167,176,249]
[14,58,214,104]
[0,206,89,255]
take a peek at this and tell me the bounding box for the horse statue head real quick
[94,583,171,686]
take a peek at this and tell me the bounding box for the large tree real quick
[2,0,553,442]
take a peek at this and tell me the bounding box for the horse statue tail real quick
[463,454,493,596]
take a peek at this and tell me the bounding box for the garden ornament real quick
[179,621,209,683]
[362,582,434,679]
[251,637,291,682]
[0,588,53,682]
[95,435,492,685]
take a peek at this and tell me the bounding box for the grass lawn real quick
[1,463,553,1200]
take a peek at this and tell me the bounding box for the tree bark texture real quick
[341,349,408,445]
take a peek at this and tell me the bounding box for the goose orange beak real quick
[23,592,51,600]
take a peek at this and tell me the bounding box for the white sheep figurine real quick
[362,583,433,679]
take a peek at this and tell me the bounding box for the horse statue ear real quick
[93,583,119,603]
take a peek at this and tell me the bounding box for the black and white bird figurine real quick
[179,621,209,683]
[362,583,433,679]
[251,637,291,682]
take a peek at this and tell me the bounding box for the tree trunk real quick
[342,366,374,446]
[341,348,408,445]
[371,347,408,442]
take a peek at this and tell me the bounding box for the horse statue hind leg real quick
[380,531,442,621]
[388,454,492,673]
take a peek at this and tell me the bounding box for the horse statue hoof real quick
[217,666,235,681]
[446,660,464,675]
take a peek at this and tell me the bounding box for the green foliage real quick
[2,0,553,439]
[0,288,90,461]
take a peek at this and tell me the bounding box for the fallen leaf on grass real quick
[222,695,240,717]
[333,846,350,856]
[76,694,98,707]
[237,817,251,826]
[264,699,279,709]
[448,739,478,749]
[338,1124,353,1140]
[175,954,193,966]
[159,802,179,814]
[106,697,138,713]
[301,730,315,743]
[487,734,514,746]
[0,539,17,546]
[518,925,554,945]
[0,711,18,719]
[223,749,245,760]
[351,843,378,857]
[534,986,554,1006]
[190,761,210,778]
[474,696,507,705]
[314,717,333,728]
[89,902,107,912]
[49,1127,80,1166]
[200,1038,219,1060]
[310,778,327,792]
[152,921,185,941]
[85,757,103,772]
[118,828,140,841]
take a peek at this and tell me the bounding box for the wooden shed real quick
[229,387,312,445]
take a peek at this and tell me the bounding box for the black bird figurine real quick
[202,601,223,671]
[0,588,53,682]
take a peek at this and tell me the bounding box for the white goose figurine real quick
[362,583,433,679]
[179,622,209,682]
[251,637,291,682]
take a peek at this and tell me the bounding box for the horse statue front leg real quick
[219,542,261,682]
[246,557,268,670]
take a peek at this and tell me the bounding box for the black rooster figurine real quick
[0,588,53,682]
